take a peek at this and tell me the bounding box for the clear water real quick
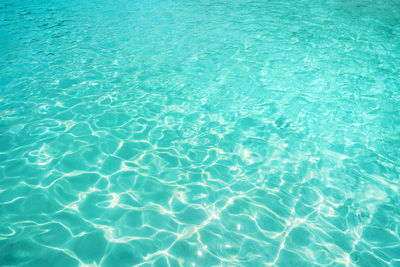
[1,0,400,266]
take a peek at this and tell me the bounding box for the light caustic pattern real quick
[1,0,400,266]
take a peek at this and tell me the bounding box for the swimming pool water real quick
[1,0,400,266]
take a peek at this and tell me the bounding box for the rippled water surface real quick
[1,0,400,266]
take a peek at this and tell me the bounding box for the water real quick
[1,0,400,266]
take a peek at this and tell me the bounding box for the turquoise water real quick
[1,0,400,266]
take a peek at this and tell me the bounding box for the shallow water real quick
[1,0,400,266]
